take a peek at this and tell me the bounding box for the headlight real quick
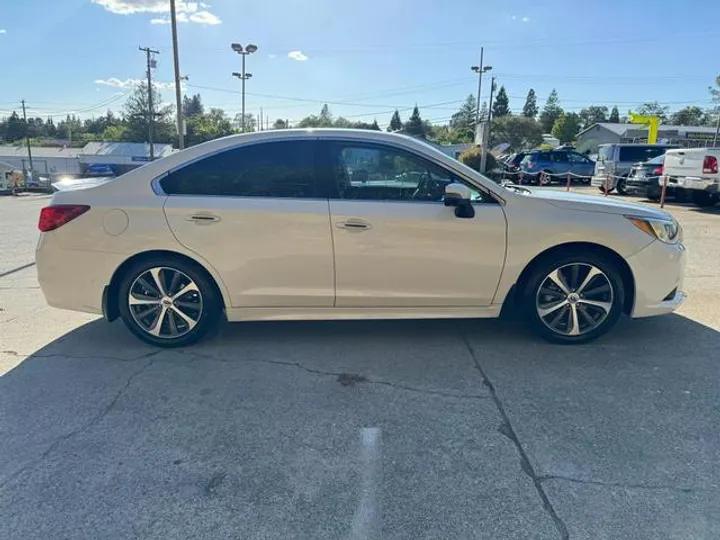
[626,216,681,244]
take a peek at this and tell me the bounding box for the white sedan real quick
[36,129,686,347]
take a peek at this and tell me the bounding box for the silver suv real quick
[591,143,678,194]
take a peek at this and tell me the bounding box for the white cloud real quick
[511,15,517,20]
[522,16,530,22]
[288,50,308,61]
[0,29,6,34]
[268,54,277,59]
[95,77,178,90]
[149,10,219,24]
[91,0,220,24]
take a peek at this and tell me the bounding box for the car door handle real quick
[186,213,220,224]
[336,219,371,231]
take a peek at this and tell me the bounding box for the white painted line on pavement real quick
[347,427,382,540]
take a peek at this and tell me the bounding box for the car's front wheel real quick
[521,252,625,344]
[691,191,718,207]
[118,257,222,347]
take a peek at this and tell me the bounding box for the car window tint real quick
[552,152,568,163]
[330,143,488,203]
[618,146,668,163]
[537,152,551,161]
[161,140,316,197]
[568,152,588,163]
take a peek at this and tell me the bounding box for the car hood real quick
[520,188,671,219]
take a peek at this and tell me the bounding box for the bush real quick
[458,146,498,172]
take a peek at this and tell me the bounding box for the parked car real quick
[662,147,720,207]
[591,143,678,194]
[36,129,686,347]
[625,154,668,200]
[519,149,595,184]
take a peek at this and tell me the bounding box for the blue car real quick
[519,149,595,185]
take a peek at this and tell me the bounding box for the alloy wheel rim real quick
[128,267,203,339]
[535,263,614,337]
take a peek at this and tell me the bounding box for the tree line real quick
[1,76,718,153]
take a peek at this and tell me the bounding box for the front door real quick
[162,139,335,308]
[321,141,507,308]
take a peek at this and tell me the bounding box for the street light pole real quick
[231,43,258,133]
[169,0,185,150]
[474,48,483,125]
[480,76,497,174]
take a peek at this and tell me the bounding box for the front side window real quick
[161,140,316,197]
[328,143,488,203]
[568,152,590,163]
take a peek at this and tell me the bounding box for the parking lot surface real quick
[1,190,719,539]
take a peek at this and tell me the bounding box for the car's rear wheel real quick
[521,252,625,344]
[691,191,718,207]
[598,184,613,194]
[118,258,222,347]
[540,170,553,186]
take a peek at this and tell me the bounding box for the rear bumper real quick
[626,239,687,318]
[676,177,720,193]
[36,233,124,315]
[591,175,617,189]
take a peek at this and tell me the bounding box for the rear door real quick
[162,139,335,308]
[320,140,507,308]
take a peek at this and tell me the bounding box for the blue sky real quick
[1,0,718,128]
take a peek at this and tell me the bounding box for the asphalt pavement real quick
[1,190,719,540]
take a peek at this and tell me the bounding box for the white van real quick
[591,143,678,194]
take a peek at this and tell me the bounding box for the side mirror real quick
[444,183,475,218]
[444,183,472,206]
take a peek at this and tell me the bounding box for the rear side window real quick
[618,146,668,163]
[161,140,316,197]
[537,151,552,161]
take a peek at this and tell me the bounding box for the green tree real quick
[551,112,582,143]
[449,95,477,142]
[370,119,380,131]
[490,116,544,150]
[183,94,204,117]
[319,104,333,127]
[539,89,563,133]
[122,84,175,143]
[669,106,709,126]
[458,146,498,172]
[233,113,257,131]
[522,89,538,118]
[185,108,233,146]
[578,106,609,129]
[388,110,402,132]
[4,111,26,142]
[609,106,620,123]
[404,105,427,137]
[636,101,669,122]
[101,124,130,141]
[272,118,287,129]
[492,86,510,118]
[46,117,57,137]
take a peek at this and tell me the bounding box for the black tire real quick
[598,184,613,194]
[540,170,553,186]
[616,177,628,196]
[691,191,718,207]
[520,251,626,344]
[647,186,661,201]
[118,256,222,347]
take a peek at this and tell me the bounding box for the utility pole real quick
[169,0,185,150]
[21,100,34,180]
[480,76,497,174]
[231,43,258,132]
[139,46,159,160]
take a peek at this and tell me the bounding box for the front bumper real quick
[625,239,687,318]
[591,175,617,189]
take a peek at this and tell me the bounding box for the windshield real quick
[598,146,615,161]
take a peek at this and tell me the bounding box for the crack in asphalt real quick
[176,350,489,401]
[537,474,716,494]
[1,350,157,363]
[0,262,36,279]
[0,350,161,491]
[461,331,570,540]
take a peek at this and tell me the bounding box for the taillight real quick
[653,166,664,176]
[38,205,90,232]
[702,155,718,175]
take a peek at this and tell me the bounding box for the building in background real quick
[576,123,718,154]
[0,142,177,180]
